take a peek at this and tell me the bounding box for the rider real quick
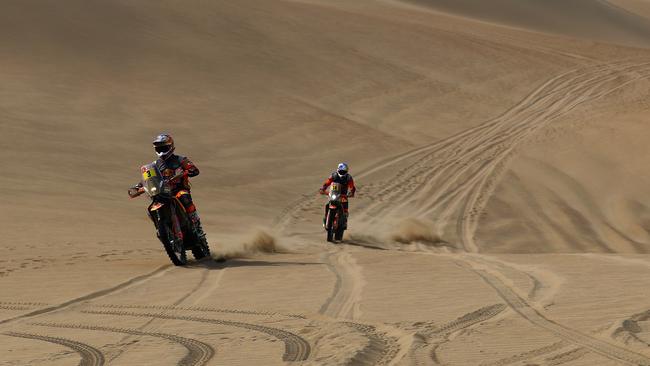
[128,133,206,239]
[319,162,356,228]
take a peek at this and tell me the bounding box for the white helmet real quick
[337,162,349,177]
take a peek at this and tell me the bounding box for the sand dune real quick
[3,0,650,364]
[404,0,650,48]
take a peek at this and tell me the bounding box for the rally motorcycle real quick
[324,182,346,242]
[136,163,211,265]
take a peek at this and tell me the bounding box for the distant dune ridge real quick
[405,0,650,48]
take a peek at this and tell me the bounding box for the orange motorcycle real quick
[323,183,346,242]
[134,163,211,265]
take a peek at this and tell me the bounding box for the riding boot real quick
[188,211,206,239]
[343,212,349,230]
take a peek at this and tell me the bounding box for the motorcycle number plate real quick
[150,202,164,211]
[142,168,157,181]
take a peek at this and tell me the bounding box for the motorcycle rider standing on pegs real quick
[319,162,356,229]
[128,133,207,240]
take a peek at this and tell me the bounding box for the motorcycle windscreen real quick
[141,163,163,197]
[329,183,342,202]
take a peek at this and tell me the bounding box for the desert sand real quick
[2,0,650,365]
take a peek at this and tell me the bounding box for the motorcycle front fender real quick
[147,200,168,227]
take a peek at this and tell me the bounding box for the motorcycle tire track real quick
[90,303,306,319]
[520,306,650,366]
[94,301,402,365]
[80,309,311,362]
[3,331,105,366]
[99,266,210,364]
[318,247,365,320]
[433,304,507,336]
[352,61,650,253]
[319,251,344,316]
[460,260,650,366]
[0,301,50,307]
[458,62,650,252]
[0,264,171,327]
[319,248,406,365]
[430,304,508,364]
[31,322,214,366]
[478,341,569,366]
[405,304,507,365]
[544,346,589,366]
[0,305,32,311]
[341,322,400,366]
[355,64,605,215]
[479,339,590,366]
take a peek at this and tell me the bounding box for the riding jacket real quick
[321,172,356,197]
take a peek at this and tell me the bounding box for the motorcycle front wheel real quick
[334,220,345,241]
[158,219,187,266]
[326,208,337,242]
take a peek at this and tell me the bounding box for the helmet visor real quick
[154,145,172,154]
[338,169,348,176]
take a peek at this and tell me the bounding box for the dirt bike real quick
[133,163,211,265]
[323,183,347,243]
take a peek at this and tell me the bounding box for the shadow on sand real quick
[183,258,322,270]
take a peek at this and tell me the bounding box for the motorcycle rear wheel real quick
[191,237,211,260]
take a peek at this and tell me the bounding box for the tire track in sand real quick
[319,247,365,320]
[341,322,401,366]
[80,309,311,362]
[0,305,33,311]
[319,247,406,365]
[0,301,50,307]
[31,322,214,366]
[478,341,571,366]
[90,303,306,319]
[459,259,650,365]
[353,61,650,252]
[3,331,105,366]
[91,302,401,365]
[105,267,212,363]
[0,264,171,327]
[406,304,507,365]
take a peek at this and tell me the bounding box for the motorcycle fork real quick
[326,204,339,229]
[171,211,183,241]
